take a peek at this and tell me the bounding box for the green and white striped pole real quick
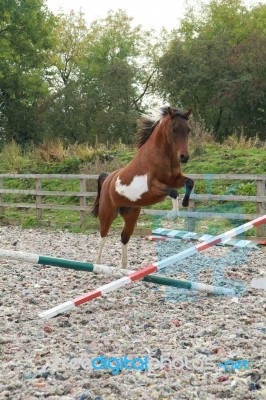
[0,248,231,295]
[39,214,265,319]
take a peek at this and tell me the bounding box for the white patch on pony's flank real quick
[115,174,148,201]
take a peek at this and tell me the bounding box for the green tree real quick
[43,9,157,144]
[156,0,266,140]
[62,10,155,144]
[40,10,89,142]
[0,0,55,144]
[50,10,88,87]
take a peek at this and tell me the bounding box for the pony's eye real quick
[172,127,177,133]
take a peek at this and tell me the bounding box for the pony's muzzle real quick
[179,154,189,163]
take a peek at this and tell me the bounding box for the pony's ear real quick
[167,107,175,119]
[184,109,192,119]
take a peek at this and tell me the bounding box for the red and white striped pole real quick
[39,215,266,319]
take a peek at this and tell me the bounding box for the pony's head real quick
[166,107,192,163]
[136,106,192,163]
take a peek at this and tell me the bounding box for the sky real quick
[46,0,264,31]
[45,0,186,31]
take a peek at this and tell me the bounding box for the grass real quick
[0,135,265,235]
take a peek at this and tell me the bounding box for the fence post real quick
[36,178,42,222]
[187,198,196,232]
[80,178,87,226]
[256,179,266,238]
[0,178,4,217]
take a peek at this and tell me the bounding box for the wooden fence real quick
[0,173,265,237]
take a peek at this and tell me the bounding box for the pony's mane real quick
[136,106,187,148]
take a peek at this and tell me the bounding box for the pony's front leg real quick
[175,175,194,207]
[150,183,180,220]
[171,197,179,212]
[150,180,181,220]
[164,188,180,220]
[150,180,179,200]
[166,187,179,199]
[182,177,194,207]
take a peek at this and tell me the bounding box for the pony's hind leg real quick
[119,207,141,268]
[96,237,107,264]
[96,205,118,265]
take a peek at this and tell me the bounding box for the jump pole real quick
[39,215,266,319]
[145,235,259,248]
[0,249,230,293]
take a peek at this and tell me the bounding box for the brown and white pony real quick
[91,106,194,267]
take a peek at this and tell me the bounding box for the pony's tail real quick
[91,172,109,218]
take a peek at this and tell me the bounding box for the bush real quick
[0,141,30,172]
[46,158,82,173]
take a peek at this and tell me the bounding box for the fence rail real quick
[0,173,265,237]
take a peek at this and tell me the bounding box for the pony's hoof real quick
[166,188,179,199]
[165,210,180,220]
[182,196,189,207]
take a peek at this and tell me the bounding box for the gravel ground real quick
[0,225,266,400]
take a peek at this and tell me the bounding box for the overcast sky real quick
[46,0,263,32]
[45,0,186,31]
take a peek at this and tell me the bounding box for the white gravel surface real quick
[0,225,265,400]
